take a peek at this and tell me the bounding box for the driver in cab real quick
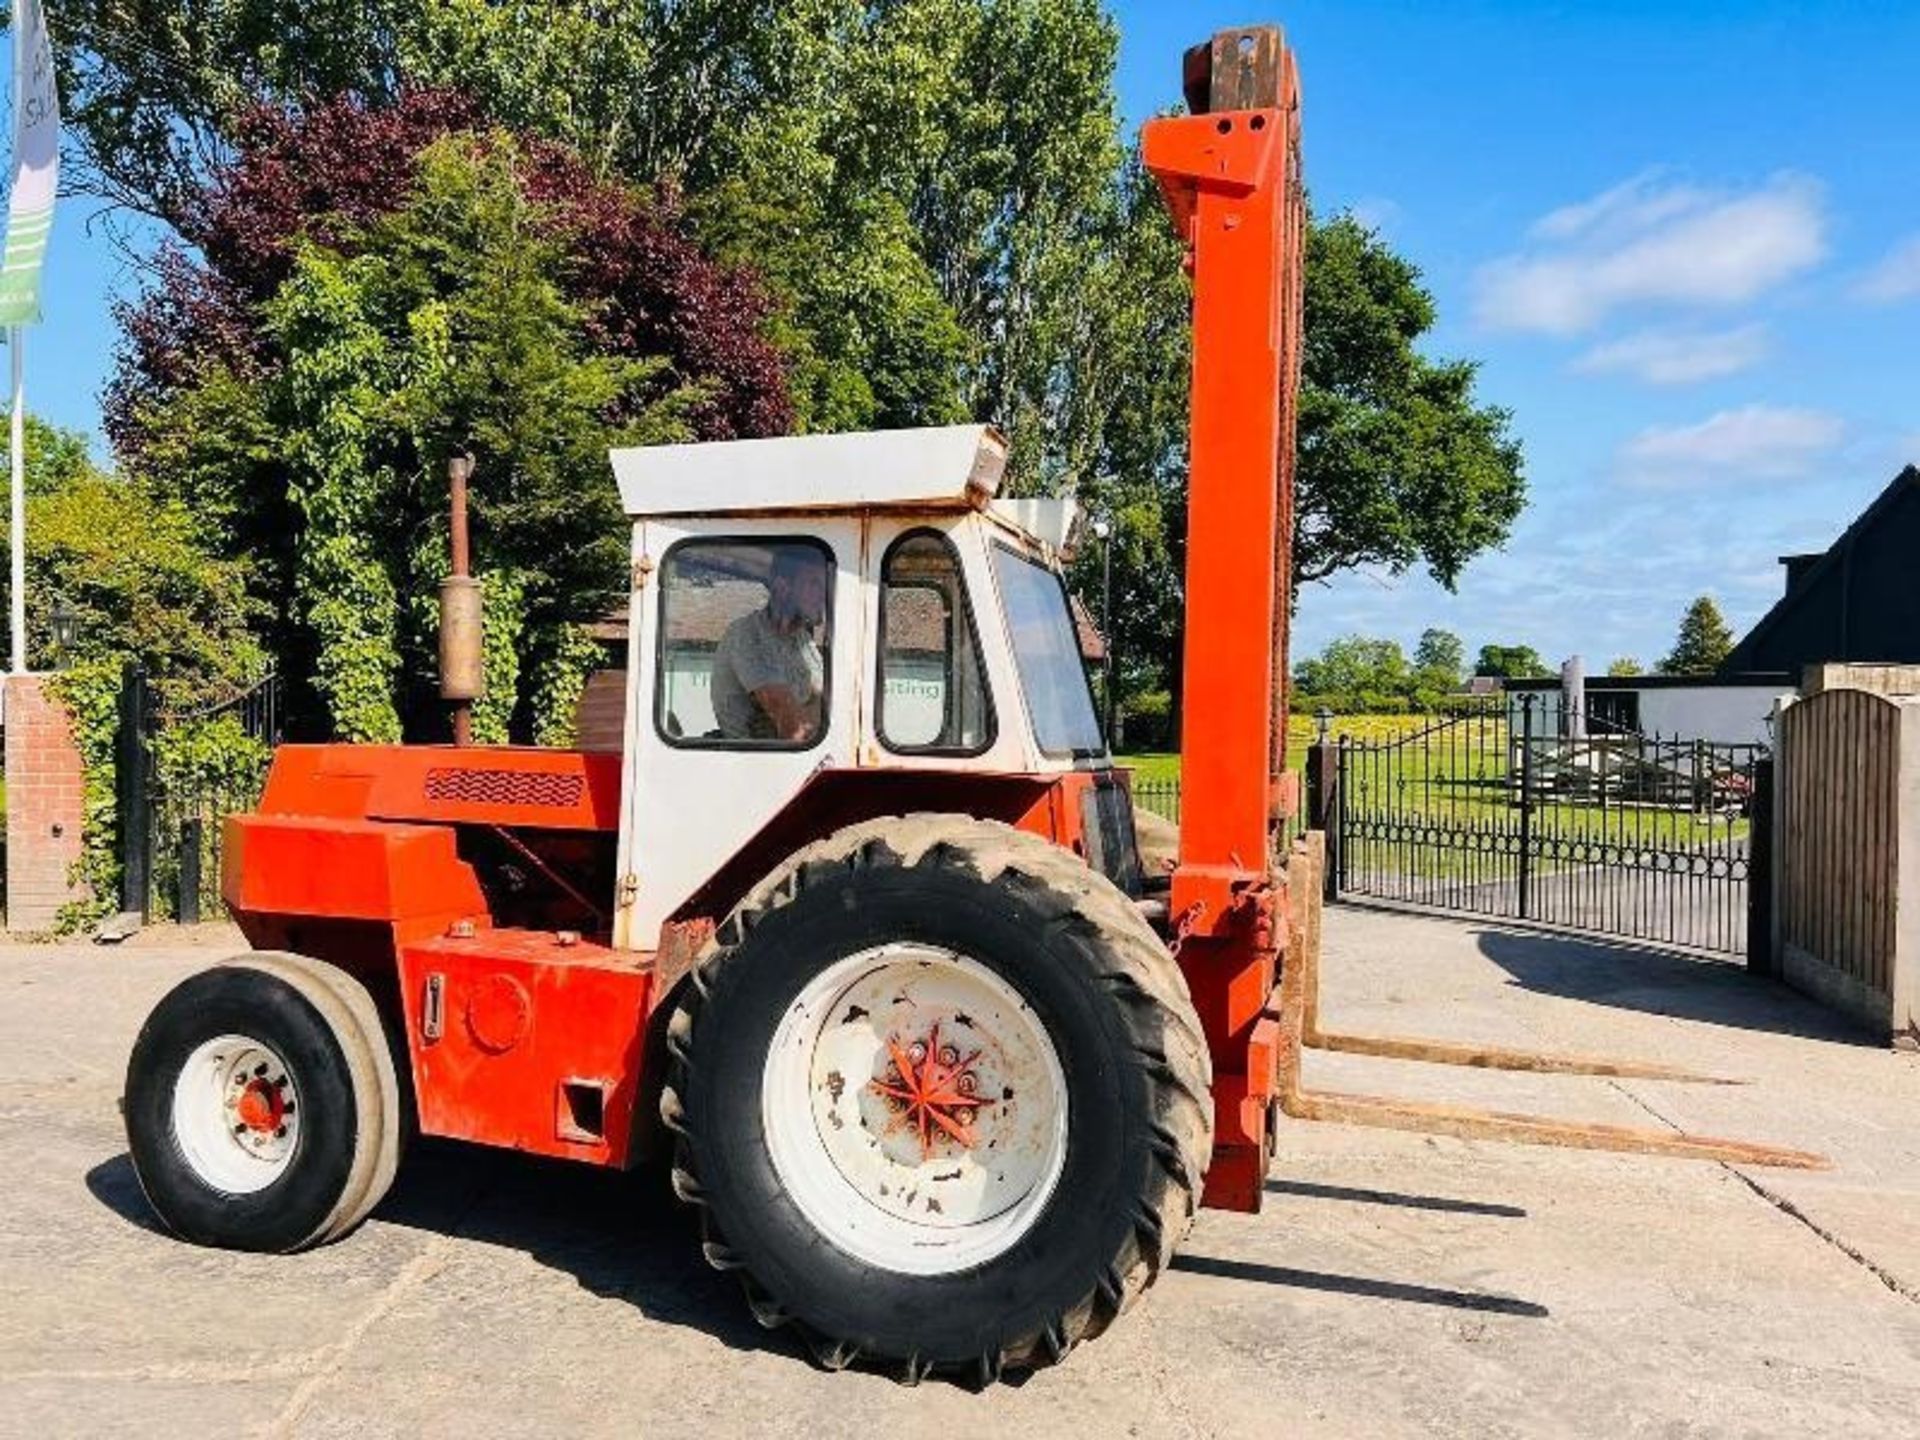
[711,549,828,742]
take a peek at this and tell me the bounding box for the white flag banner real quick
[0,0,58,325]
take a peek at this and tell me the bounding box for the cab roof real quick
[610,425,1008,519]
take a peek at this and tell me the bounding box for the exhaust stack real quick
[439,451,483,745]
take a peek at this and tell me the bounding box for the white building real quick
[1503,664,1793,748]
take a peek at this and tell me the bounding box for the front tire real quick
[662,814,1212,1383]
[124,960,396,1253]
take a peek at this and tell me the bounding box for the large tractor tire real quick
[123,957,401,1252]
[661,814,1212,1384]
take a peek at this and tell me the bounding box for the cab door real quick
[614,516,864,950]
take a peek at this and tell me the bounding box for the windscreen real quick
[991,544,1106,759]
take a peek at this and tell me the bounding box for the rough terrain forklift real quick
[121,25,1819,1383]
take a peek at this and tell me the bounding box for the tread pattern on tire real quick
[228,953,403,1241]
[660,813,1214,1383]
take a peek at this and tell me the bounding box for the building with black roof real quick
[1722,465,1920,675]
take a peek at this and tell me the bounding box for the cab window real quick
[877,530,994,754]
[656,538,833,749]
[991,543,1105,759]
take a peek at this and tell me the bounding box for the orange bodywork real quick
[224,744,1132,1169]
[1143,47,1306,1210]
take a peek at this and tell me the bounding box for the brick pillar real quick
[5,674,88,931]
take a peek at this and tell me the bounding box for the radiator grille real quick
[423,767,586,808]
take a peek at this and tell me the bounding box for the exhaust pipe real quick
[439,451,483,745]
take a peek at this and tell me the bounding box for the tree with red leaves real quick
[114,95,793,742]
[113,91,789,460]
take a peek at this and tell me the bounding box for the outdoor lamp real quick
[1316,705,1333,743]
[50,597,77,660]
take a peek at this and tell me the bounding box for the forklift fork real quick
[1275,834,1828,1171]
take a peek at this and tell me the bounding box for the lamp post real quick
[1091,513,1114,746]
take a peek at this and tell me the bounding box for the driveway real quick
[3,910,1917,1437]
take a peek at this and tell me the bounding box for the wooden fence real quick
[1772,686,1920,1043]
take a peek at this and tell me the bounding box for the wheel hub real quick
[871,1023,984,1158]
[172,1036,301,1192]
[232,1075,289,1135]
[762,943,1069,1276]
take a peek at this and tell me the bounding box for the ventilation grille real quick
[424,767,585,809]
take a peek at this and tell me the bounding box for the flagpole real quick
[8,324,21,674]
[8,3,22,675]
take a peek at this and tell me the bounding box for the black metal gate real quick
[117,664,282,924]
[1323,697,1770,957]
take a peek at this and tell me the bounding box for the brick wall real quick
[5,674,87,932]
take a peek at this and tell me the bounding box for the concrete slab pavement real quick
[2,911,1917,1437]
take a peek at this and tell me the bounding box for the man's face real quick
[772,561,828,630]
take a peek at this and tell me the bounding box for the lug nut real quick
[956,1107,977,1126]
[958,1074,977,1095]
[938,1046,958,1067]
[907,1042,927,1064]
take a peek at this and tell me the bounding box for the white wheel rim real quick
[170,1034,302,1195]
[762,943,1069,1276]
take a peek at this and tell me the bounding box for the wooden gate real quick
[1772,686,1918,1041]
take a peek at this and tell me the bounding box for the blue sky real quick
[17,2,1920,673]
[1111,0,1920,670]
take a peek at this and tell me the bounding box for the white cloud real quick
[1528,172,1708,243]
[1616,405,1845,486]
[1572,324,1770,385]
[1346,196,1401,232]
[1854,234,1920,303]
[1475,172,1827,335]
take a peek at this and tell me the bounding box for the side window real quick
[877,530,994,754]
[656,539,833,749]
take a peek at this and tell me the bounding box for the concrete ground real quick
[3,909,1918,1438]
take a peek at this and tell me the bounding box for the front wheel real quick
[662,815,1212,1383]
[123,959,397,1252]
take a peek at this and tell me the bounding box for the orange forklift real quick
[122,25,1819,1383]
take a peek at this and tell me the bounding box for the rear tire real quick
[124,960,395,1252]
[234,953,404,1240]
[662,814,1212,1383]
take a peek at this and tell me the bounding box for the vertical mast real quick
[1141,25,1305,1210]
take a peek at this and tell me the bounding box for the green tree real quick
[57,0,1125,467]
[1607,656,1642,678]
[1294,635,1412,699]
[1297,217,1526,588]
[1413,628,1465,691]
[141,137,700,740]
[1474,643,1547,680]
[1659,596,1735,676]
[0,418,263,690]
[1065,149,1194,712]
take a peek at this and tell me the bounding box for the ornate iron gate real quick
[1325,697,1770,957]
[117,664,282,924]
